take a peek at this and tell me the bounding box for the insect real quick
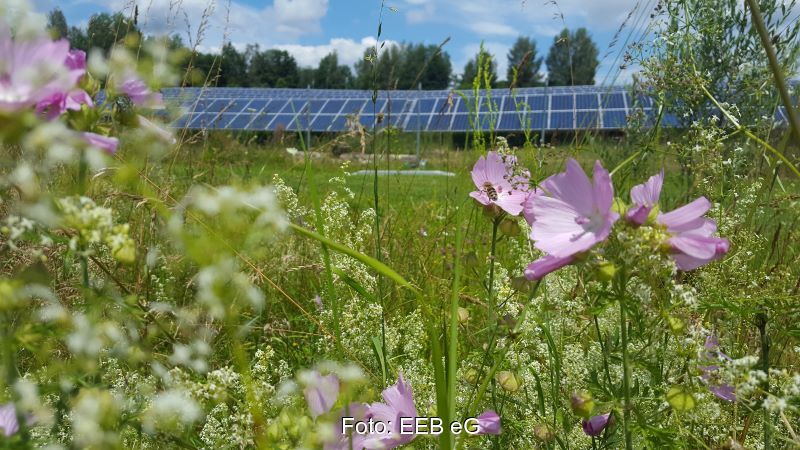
[483,182,499,201]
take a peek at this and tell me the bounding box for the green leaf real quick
[666,386,696,412]
[290,223,416,292]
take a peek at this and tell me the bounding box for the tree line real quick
[48,8,601,90]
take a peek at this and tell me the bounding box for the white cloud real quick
[469,21,517,37]
[273,36,399,68]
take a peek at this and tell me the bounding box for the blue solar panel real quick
[602,110,627,128]
[551,95,574,111]
[165,85,710,132]
[321,100,344,113]
[551,111,573,129]
[576,94,598,109]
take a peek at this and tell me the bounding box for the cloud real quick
[273,36,399,68]
[469,21,517,37]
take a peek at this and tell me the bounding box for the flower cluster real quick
[468,153,730,280]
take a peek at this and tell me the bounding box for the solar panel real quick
[168,84,760,132]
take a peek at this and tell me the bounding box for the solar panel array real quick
[164,86,791,132]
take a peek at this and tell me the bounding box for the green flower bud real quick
[595,261,617,282]
[612,197,627,216]
[464,368,479,384]
[464,252,479,269]
[667,316,684,333]
[499,218,521,236]
[570,391,595,418]
[533,423,555,441]
[267,422,282,441]
[496,371,522,393]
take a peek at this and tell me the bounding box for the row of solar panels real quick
[163,86,791,132]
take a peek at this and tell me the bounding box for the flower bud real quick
[595,261,617,282]
[667,316,684,333]
[499,218,520,236]
[464,252,479,269]
[495,371,522,393]
[570,391,595,418]
[612,197,627,216]
[457,307,470,324]
[533,422,554,441]
[510,275,530,291]
[464,368,479,384]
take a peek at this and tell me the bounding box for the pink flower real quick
[524,159,618,280]
[65,49,86,72]
[475,410,501,435]
[656,197,729,270]
[469,152,528,216]
[581,412,612,437]
[529,159,618,258]
[0,27,80,111]
[699,335,736,402]
[35,89,93,120]
[626,170,663,225]
[524,254,574,281]
[361,373,418,449]
[0,403,18,437]
[325,403,369,450]
[303,371,340,419]
[81,132,119,154]
[119,74,163,107]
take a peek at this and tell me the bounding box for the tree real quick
[85,13,140,54]
[354,45,402,90]
[67,26,89,51]
[459,47,497,89]
[507,36,543,87]
[218,43,248,87]
[546,28,599,86]
[248,48,300,87]
[47,8,68,39]
[314,52,352,89]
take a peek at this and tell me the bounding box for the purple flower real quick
[699,335,736,402]
[656,197,729,270]
[0,403,19,437]
[81,132,119,154]
[469,152,528,216]
[325,403,369,450]
[529,159,618,258]
[313,294,324,310]
[64,49,86,72]
[524,254,574,281]
[523,159,618,280]
[581,412,612,437]
[303,371,340,419]
[626,170,663,225]
[475,410,501,435]
[35,89,93,120]
[119,74,163,107]
[361,373,418,449]
[0,27,80,111]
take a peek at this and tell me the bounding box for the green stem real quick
[757,312,771,450]
[619,280,632,450]
[81,255,89,288]
[744,0,800,147]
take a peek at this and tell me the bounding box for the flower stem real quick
[618,277,632,450]
[757,312,771,450]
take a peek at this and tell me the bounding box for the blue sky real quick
[32,0,653,83]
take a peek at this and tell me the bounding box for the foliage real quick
[506,36,544,87]
[546,27,600,86]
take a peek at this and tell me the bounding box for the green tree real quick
[85,13,140,54]
[459,47,497,89]
[507,36,543,87]
[248,48,300,87]
[47,8,68,39]
[218,43,248,87]
[546,28,599,86]
[67,26,89,51]
[314,52,352,89]
[354,45,402,90]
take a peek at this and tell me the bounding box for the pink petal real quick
[625,204,652,225]
[303,372,340,419]
[669,235,719,259]
[530,196,600,257]
[475,410,501,435]
[494,189,527,216]
[630,170,663,207]
[524,254,574,280]
[82,132,119,154]
[592,160,614,214]
[540,159,595,216]
[657,197,712,230]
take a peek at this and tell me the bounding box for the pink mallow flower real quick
[0,27,82,111]
[0,403,19,437]
[625,170,663,225]
[581,412,612,437]
[470,152,528,216]
[699,335,736,402]
[656,197,729,271]
[361,373,419,449]
[303,371,340,419]
[524,159,618,280]
[35,89,93,120]
[119,74,163,107]
[475,410,501,435]
[81,132,119,154]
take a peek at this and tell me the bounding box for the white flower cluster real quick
[58,196,136,263]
